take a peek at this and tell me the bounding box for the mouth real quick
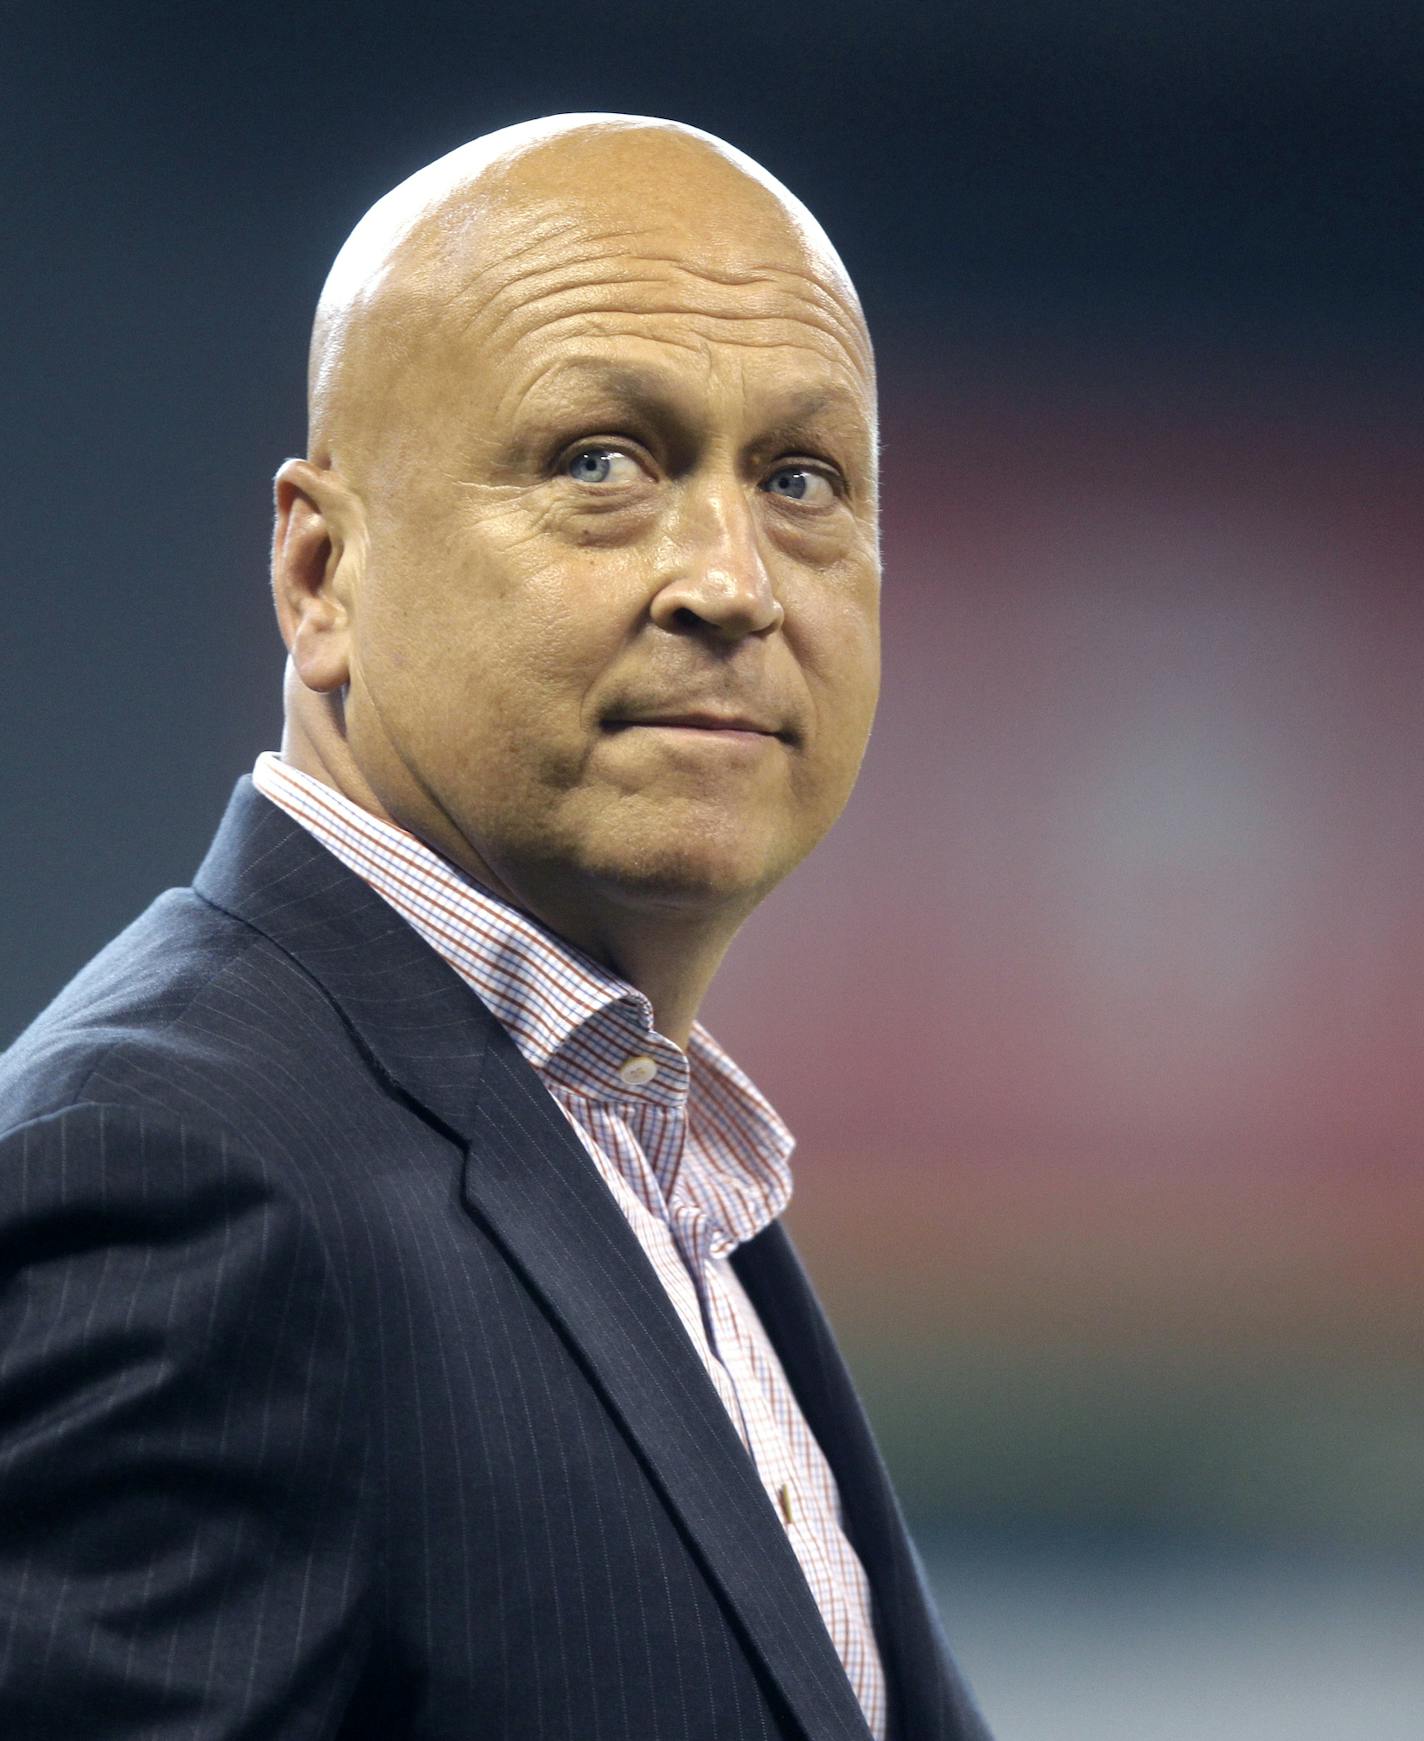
[603,711,792,742]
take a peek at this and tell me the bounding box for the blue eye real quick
[566,448,640,485]
[764,466,833,504]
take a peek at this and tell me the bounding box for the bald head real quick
[307,114,871,477]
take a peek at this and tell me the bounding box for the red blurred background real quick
[707,356,1423,1548]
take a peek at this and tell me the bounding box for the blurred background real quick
[4,3,1420,1734]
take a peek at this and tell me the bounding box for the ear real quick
[271,458,365,693]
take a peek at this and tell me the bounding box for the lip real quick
[604,712,788,739]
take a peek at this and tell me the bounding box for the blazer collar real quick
[193,777,495,1144]
[193,778,876,1740]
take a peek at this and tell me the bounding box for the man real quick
[0,115,991,1740]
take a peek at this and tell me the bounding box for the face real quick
[332,173,880,939]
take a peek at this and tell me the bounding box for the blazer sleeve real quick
[0,1100,374,1739]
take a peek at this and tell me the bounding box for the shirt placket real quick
[611,1095,753,1456]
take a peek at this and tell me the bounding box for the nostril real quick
[649,565,782,638]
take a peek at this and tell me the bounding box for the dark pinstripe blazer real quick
[0,778,990,1741]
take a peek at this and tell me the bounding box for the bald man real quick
[0,117,991,1741]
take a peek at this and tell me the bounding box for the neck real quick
[517,891,742,1049]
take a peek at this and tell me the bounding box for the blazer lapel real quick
[194,779,874,1741]
[733,1227,993,1741]
[193,778,496,1143]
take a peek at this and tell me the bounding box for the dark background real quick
[5,5,1421,1734]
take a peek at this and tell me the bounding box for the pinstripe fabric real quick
[0,777,993,1741]
[252,751,888,1737]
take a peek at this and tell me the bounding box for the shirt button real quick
[618,1054,659,1087]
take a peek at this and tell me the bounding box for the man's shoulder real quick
[0,883,355,1141]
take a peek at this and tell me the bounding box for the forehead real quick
[417,204,875,417]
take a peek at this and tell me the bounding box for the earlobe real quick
[271,458,362,694]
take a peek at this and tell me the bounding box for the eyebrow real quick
[507,359,871,475]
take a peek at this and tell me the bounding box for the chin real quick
[584,829,792,917]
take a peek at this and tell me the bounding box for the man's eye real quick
[762,466,836,505]
[566,447,642,485]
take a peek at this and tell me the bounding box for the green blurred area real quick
[834,1325,1424,1547]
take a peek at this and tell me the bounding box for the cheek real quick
[364,571,620,789]
[354,517,536,692]
[793,619,880,809]
[499,546,643,688]
[811,596,881,724]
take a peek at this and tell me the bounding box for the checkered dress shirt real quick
[252,752,887,1737]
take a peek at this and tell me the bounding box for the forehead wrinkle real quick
[480,294,871,388]
[491,222,844,300]
[631,252,868,349]
[441,236,869,370]
[662,264,867,369]
[448,265,684,355]
[512,340,870,425]
[433,210,593,305]
[438,221,664,313]
[461,255,843,326]
[450,223,693,299]
[620,253,779,291]
[502,294,862,346]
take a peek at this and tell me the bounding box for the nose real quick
[648,477,784,639]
